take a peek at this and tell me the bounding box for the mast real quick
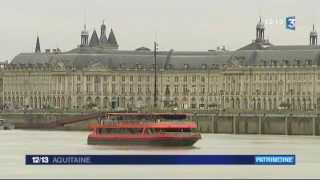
[153,42,158,108]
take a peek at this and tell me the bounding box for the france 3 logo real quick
[286,16,296,30]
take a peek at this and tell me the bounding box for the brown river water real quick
[0,130,319,179]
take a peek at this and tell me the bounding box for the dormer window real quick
[184,64,189,69]
[136,63,142,69]
[263,61,267,66]
[201,64,207,69]
[165,64,172,69]
[306,59,312,65]
[296,60,300,66]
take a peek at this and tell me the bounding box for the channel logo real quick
[286,16,296,30]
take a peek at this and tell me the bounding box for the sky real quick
[0,0,319,61]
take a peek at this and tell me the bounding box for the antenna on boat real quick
[153,41,158,109]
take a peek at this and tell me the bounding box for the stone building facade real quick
[1,19,320,112]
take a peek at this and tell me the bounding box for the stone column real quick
[211,115,215,134]
[313,117,316,136]
[258,116,262,134]
[233,116,237,134]
[285,116,288,135]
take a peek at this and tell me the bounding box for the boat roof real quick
[90,122,197,129]
[105,112,192,120]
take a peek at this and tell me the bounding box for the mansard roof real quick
[10,50,231,70]
[10,46,320,70]
[238,40,274,50]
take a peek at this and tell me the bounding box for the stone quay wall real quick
[0,112,319,135]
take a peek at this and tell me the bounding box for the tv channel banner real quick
[26,155,295,165]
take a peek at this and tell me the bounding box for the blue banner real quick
[25,155,295,165]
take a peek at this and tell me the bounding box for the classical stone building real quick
[1,19,320,112]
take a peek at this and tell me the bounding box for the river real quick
[0,130,319,179]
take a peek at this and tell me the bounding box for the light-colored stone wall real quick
[1,64,320,112]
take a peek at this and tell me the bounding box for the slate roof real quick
[35,36,41,53]
[89,30,99,47]
[11,44,320,69]
[10,49,232,70]
[99,24,108,45]
[107,29,118,47]
[238,40,274,50]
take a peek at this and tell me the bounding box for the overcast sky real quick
[0,0,319,61]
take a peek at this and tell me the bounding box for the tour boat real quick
[87,113,201,146]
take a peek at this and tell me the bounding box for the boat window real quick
[127,128,143,134]
[182,128,191,132]
[158,128,192,133]
[97,128,113,134]
[97,128,142,134]
[145,128,157,134]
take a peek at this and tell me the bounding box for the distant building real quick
[1,19,320,112]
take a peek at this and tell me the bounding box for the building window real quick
[112,76,116,81]
[76,84,81,94]
[192,85,196,94]
[201,85,205,94]
[94,76,99,83]
[183,85,188,94]
[174,85,178,94]
[111,84,115,93]
[103,83,108,94]
[146,85,150,94]
[86,75,91,82]
[86,84,90,94]
[201,76,205,83]
[192,76,196,82]
[165,85,170,96]
[184,76,187,82]
[122,76,125,82]
[121,85,125,94]
[130,76,133,82]
[174,76,179,82]
[138,76,142,82]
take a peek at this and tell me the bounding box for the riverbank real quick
[0,112,319,135]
